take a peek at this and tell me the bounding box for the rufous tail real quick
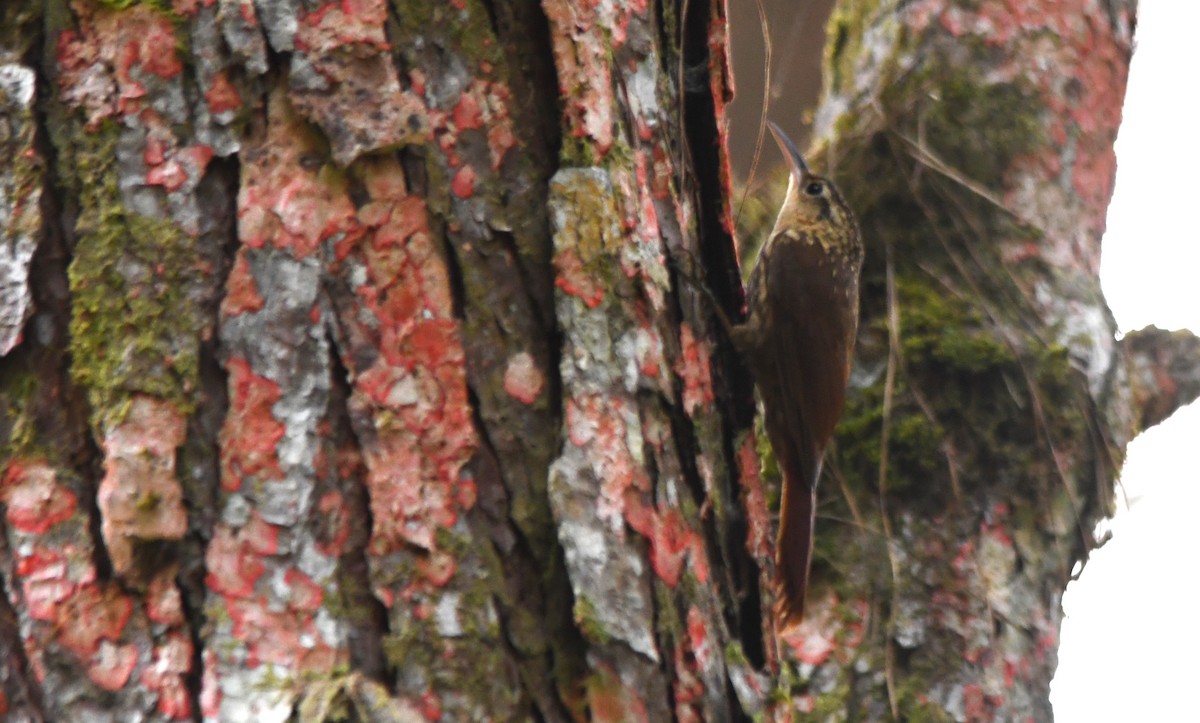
[774,479,815,630]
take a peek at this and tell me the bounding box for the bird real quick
[730,122,864,628]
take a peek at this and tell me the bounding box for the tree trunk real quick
[0,0,1194,721]
[780,1,1200,720]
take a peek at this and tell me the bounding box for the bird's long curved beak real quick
[768,121,810,179]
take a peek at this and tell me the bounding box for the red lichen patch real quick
[204,70,243,115]
[435,80,518,171]
[140,631,194,719]
[98,395,188,576]
[170,0,216,18]
[219,357,285,491]
[734,435,771,560]
[675,324,714,414]
[935,0,1130,257]
[686,606,712,670]
[315,490,352,557]
[451,165,477,198]
[56,26,116,127]
[204,525,267,599]
[57,583,134,660]
[362,438,458,552]
[56,3,184,124]
[554,247,605,309]
[456,475,477,511]
[120,13,182,80]
[17,547,81,622]
[1,461,78,535]
[237,91,364,257]
[283,569,325,612]
[146,569,185,626]
[222,252,265,316]
[332,157,478,558]
[624,497,708,588]
[289,1,428,165]
[416,549,458,588]
[961,683,988,721]
[564,395,647,527]
[226,597,344,672]
[419,690,443,721]
[705,8,736,240]
[241,512,281,556]
[88,641,139,691]
[452,89,484,131]
[673,608,712,723]
[503,351,544,404]
[199,650,221,718]
[541,0,617,158]
[298,0,388,50]
[144,157,188,190]
[672,639,705,723]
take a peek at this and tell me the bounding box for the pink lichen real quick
[57,584,134,660]
[329,158,478,563]
[204,71,242,114]
[1,462,78,535]
[97,395,188,576]
[541,0,616,157]
[624,497,708,588]
[140,631,194,719]
[451,165,477,198]
[675,323,714,414]
[204,526,267,599]
[503,351,545,404]
[219,357,286,490]
[221,253,265,316]
[554,247,605,308]
[734,435,771,560]
[88,642,139,691]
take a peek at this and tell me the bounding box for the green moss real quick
[904,68,1043,187]
[723,641,749,666]
[895,678,955,722]
[50,122,203,430]
[572,595,613,646]
[0,366,40,456]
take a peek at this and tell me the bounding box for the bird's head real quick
[768,121,857,246]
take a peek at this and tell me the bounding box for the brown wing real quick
[759,237,858,627]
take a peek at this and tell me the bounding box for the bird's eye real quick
[805,181,824,196]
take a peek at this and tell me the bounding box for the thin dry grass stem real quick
[893,128,1031,227]
[676,0,692,195]
[733,0,774,230]
[825,450,868,534]
[878,237,902,721]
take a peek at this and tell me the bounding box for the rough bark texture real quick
[0,0,1194,721]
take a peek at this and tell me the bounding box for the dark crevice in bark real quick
[488,0,565,412]
[489,0,562,183]
[174,153,240,717]
[325,333,393,686]
[680,0,765,671]
[465,426,579,723]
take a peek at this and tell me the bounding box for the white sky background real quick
[1051,1,1200,720]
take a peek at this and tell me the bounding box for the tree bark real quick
[0,0,1193,721]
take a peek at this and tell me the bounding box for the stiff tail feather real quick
[774,464,817,629]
